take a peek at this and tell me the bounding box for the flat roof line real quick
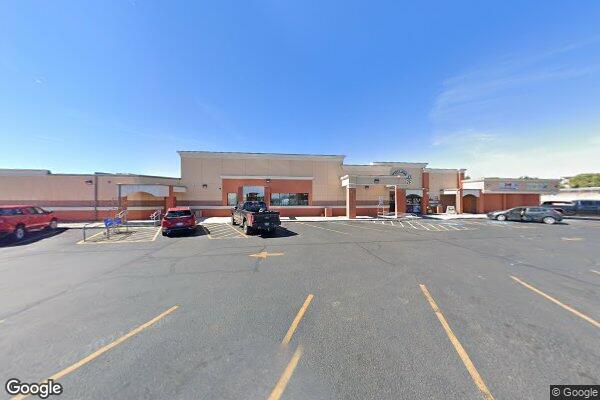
[178,150,345,158]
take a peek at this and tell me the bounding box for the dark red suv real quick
[161,207,196,236]
[0,205,58,241]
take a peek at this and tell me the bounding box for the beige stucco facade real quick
[0,151,559,221]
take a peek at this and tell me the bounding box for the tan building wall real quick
[0,171,180,221]
[0,151,560,220]
[425,169,461,206]
[178,152,346,209]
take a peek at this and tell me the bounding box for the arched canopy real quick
[118,184,186,198]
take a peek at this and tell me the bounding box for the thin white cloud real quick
[431,37,600,121]
[432,129,498,147]
[432,131,600,178]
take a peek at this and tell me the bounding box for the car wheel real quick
[543,216,556,225]
[496,214,507,221]
[161,231,167,236]
[231,216,237,225]
[242,220,251,235]
[49,219,58,230]
[14,225,26,241]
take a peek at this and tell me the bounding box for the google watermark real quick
[551,385,599,400]
[5,378,63,399]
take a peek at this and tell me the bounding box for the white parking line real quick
[296,222,349,235]
[406,221,418,230]
[332,221,388,232]
[425,223,441,231]
[415,222,430,231]
[590,269,600,276]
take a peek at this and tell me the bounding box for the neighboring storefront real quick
[0,152,560,220]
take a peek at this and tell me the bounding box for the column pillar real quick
[395,186,406,217]
[421,190,429,215]
[165,185,176,209]
[237,186,244,205]
[264,186,271,207]
[346,187,357,219]
[455,190,463,214]
[421,172,430,215]
[476,193,485,214]
[455,170,465,214]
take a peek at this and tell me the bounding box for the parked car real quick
[0,205,58,241]
[487,207,562,224]
[232,201,281,235]
[541,200,600,216]
[161,207,196,236]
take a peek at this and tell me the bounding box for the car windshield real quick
[243,202,267,212]
[165,210,192,218]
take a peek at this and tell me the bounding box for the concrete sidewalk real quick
[199,215,402,224]
[423,213,488,220]
[59,213,486,228]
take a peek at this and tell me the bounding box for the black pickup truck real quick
[231,201,281,234]
[541,200,600,216]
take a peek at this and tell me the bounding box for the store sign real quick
[391,168,412,184]
[497,182,519,190]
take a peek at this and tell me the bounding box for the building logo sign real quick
[498,182,519,190]
[391,168,412,184]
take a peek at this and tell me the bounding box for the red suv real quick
[161,207,196,236]
[0,205,58,241]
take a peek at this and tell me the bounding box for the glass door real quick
[243,186,265,202]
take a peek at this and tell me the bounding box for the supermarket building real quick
[0,151,559,221]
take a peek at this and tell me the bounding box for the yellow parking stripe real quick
[267,345,303,400]
[511,276,600,329]
[420,285,495,400]
[282,294,314,345]
[11,305,179,400]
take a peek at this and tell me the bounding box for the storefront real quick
[0,152,560,220]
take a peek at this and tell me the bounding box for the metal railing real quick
[82,222,100,242]
[150,209,162,226]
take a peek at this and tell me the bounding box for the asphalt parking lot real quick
[1,218,599,399]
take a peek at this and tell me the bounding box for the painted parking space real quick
[201,223,248,239]
[333,219,476,232]
[77,227,161,244]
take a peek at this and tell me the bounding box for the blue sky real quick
[1,1,599,178]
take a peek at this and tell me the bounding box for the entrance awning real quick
[463,189,480,197]
[118,184,187,197]
[341,175,410,188]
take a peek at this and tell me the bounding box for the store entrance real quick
[406,194,422,214]
[389,190,395,213]
[243,186,265,202]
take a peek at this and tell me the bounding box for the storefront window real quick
[227,192,237,206]
[270,193,309,206]
[243,186,265,202]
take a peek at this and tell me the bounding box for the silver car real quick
[487,207,562,224]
